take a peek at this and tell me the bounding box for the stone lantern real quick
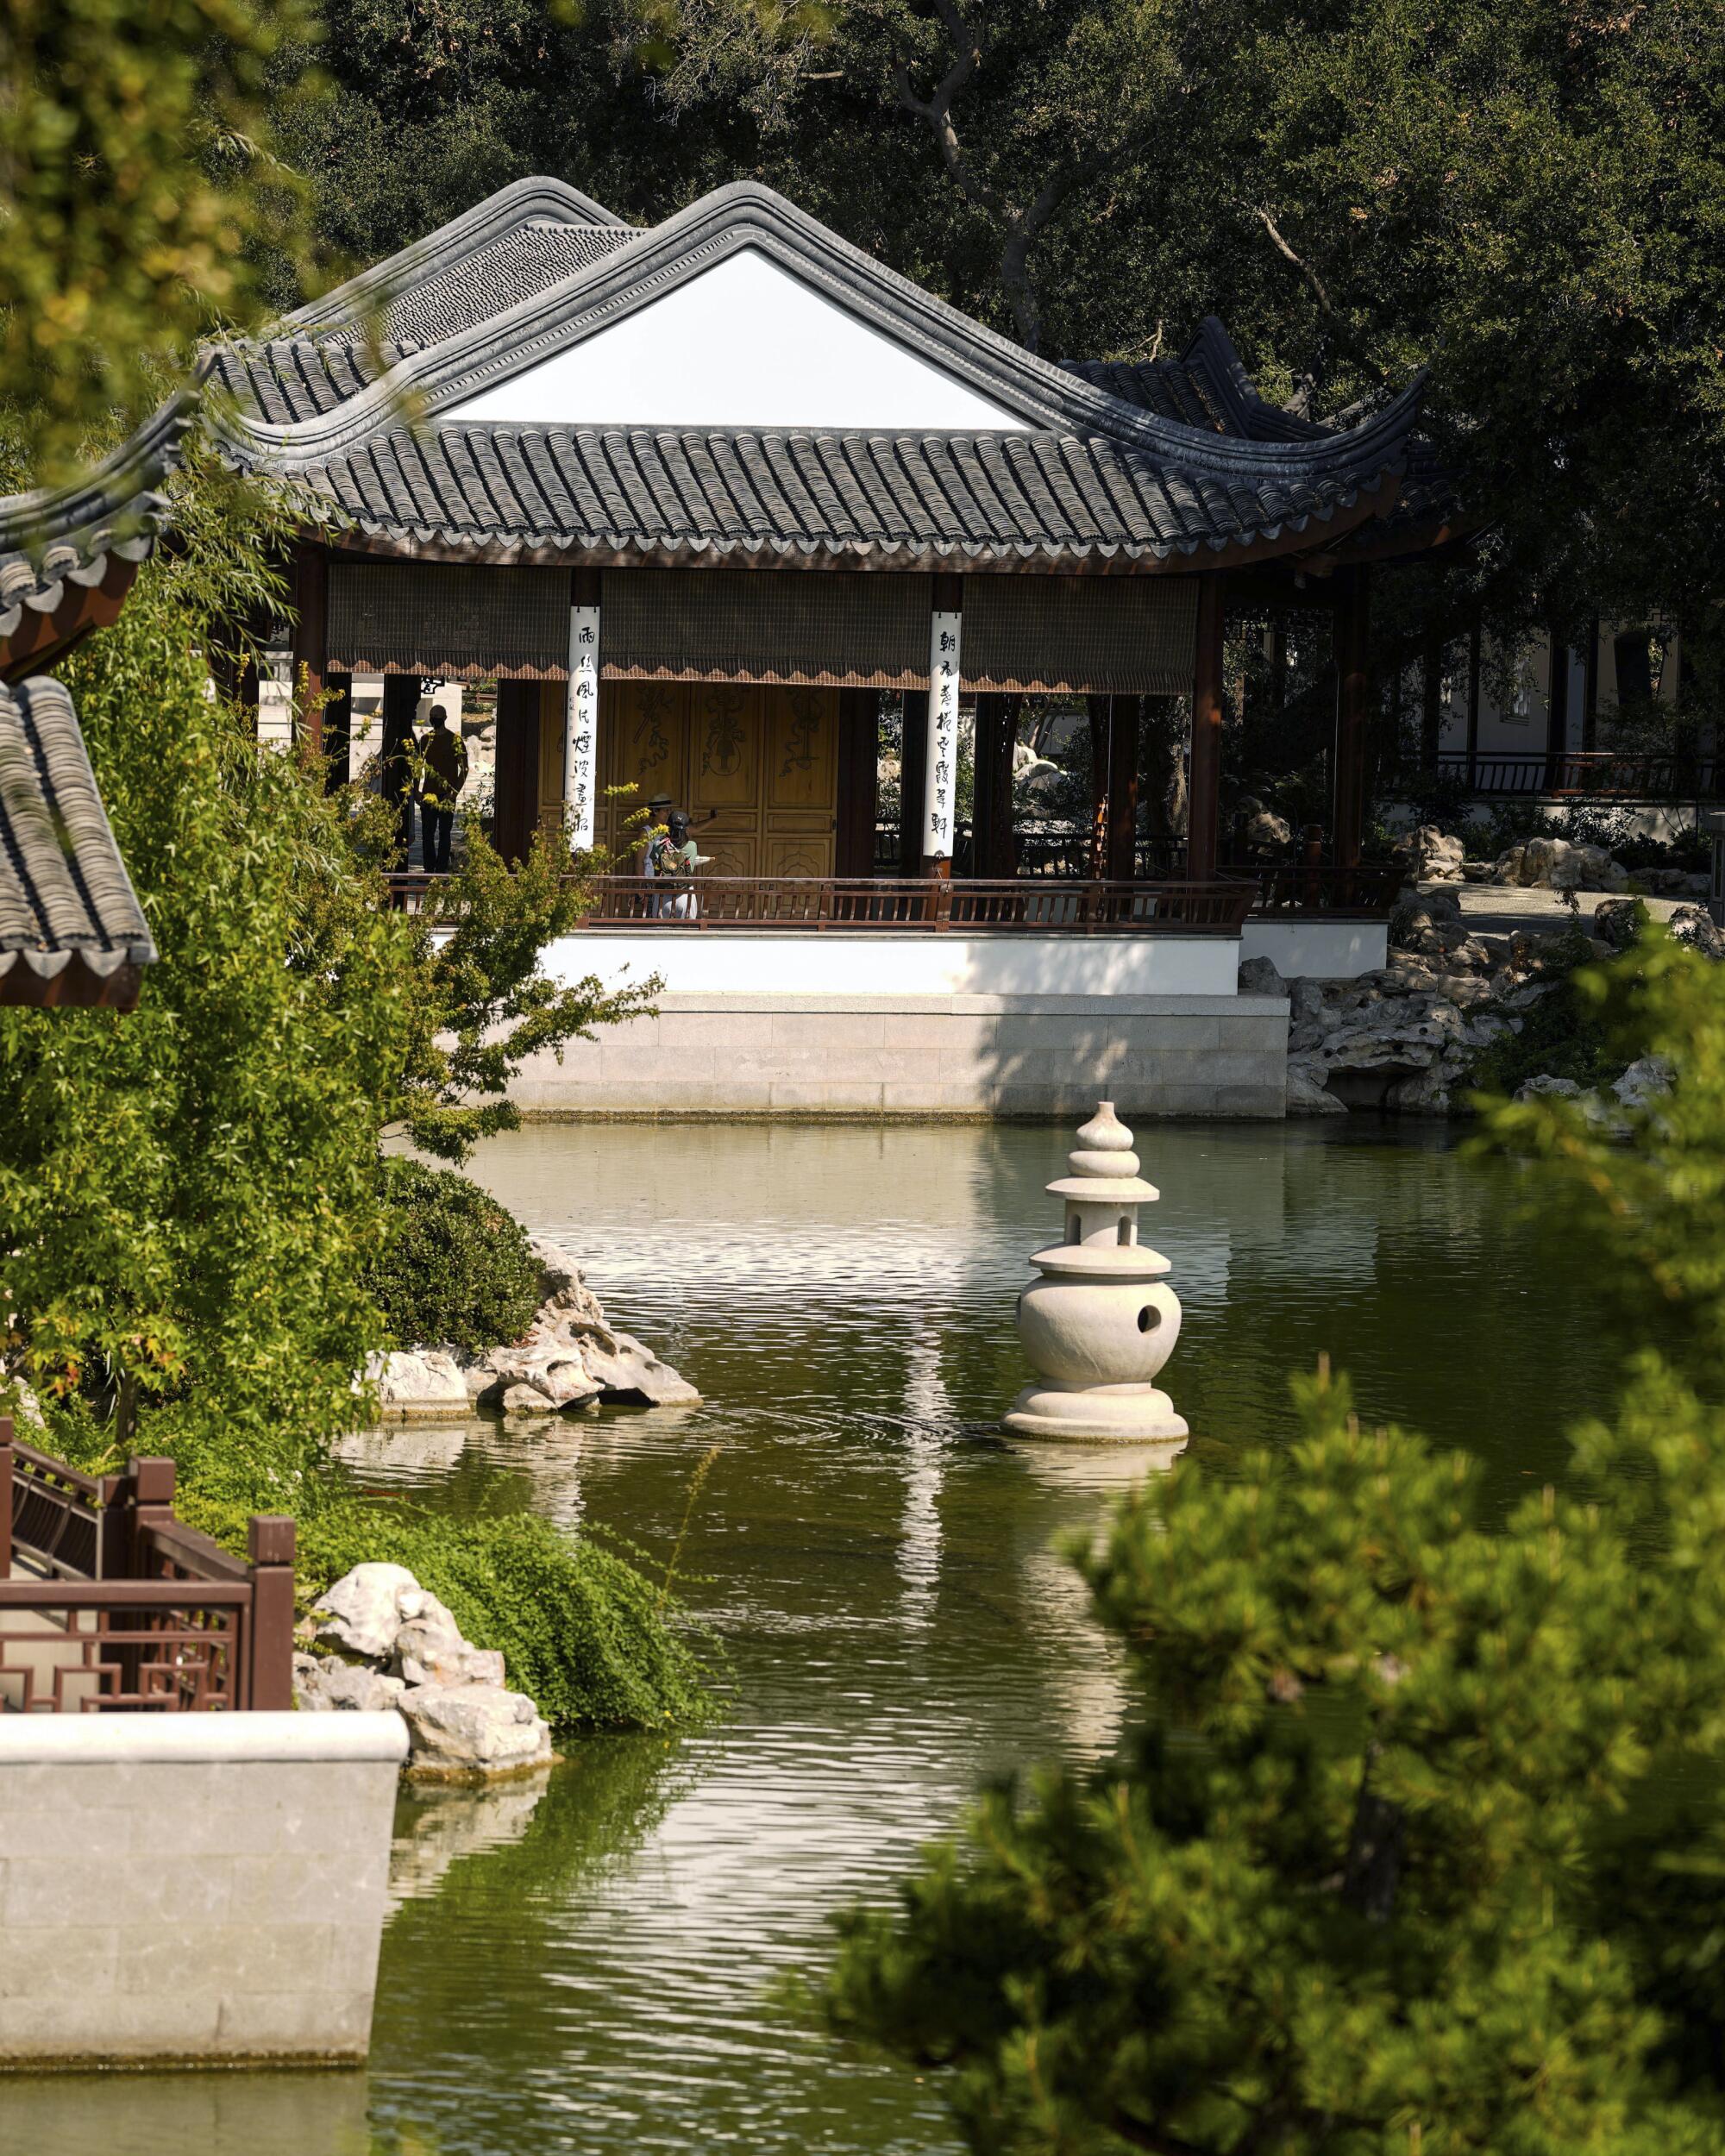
[1002,1102,1188,1445]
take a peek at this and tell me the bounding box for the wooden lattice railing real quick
[571,876,1256,933]
[0,1424,294,1713]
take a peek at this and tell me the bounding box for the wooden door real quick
[764,686,838,876]
[599,681,688,868]
[690,684,764,876]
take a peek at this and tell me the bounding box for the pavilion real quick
[204,175,1455,1115]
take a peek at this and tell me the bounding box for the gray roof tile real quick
[0,675,155,1006]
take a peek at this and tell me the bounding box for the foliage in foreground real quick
[366,1158,542,1357]
[821,944,1725,2153]
[0,454,701,1732]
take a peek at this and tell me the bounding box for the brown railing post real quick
[246,1514,297,1711]
[127,1456,177,1571]
[0,1417,12,1581]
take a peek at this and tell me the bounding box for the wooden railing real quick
[572,875,1255,934]
[873,823,1189,880]
[0,1421,294,1712]
[1434,751,1722,799]
[384,864,1392,924]
[1243,863,1405,918]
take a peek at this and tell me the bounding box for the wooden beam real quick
[0,555,139,681]
[1333,567,1371,868]
[1188,574,1226,881]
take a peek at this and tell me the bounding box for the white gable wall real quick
[445,247,1033,432]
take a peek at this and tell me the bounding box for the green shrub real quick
[367,1158,541,1355]
[175,1482,714,1733]
[299,1502,713,1733]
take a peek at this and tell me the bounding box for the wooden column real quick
[291,541,329,757]
[1544,624,1569,789]
[836,688,880,877]
[1421,622,1444,774]
[898,692,929,875]
[1465,622,1483,787]
[970,692,1018,878]
[1106,694,1139,882]
[492,678,541,865]
[1583,616,1599,749]
[246,1514,297,1711]
[380,674,419,868]
[1333,566,1371,869]
[1189,573,1226,881]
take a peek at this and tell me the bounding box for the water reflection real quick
[29,1119,1629,2156]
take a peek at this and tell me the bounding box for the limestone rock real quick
[1593,897,1648,952]
[1238,954,1287,998]
[399,1682,553,1777]
[1393,824,1465,881]
[579,1332,702,1407]
[1515,1075,1584,1103]
[1244,807,1293,852]
[1286,1056,1346,1116]
[469,1236,699,1412]
[311,1563,424,1662]
[1612,1055,1675,1111]
[1495,836,1627,893]
[293,1651,407,1714]
[367,1349,469,1418]
[1385,1067,1454,1114]
[394,1616,505,1690]
[1667,905,1725,960]
[500,1381,560,1414]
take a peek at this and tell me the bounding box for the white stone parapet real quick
[0,1710,406,2066]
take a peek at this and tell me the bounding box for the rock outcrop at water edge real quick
[370,1238,699,1418]
[296,1561,553,1779]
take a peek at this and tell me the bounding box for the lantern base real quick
[1001,1381,1189,1445]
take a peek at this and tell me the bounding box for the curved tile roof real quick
[212,179,1437,573]
[294,417,1408,567]
[0,675,155,1006]
[0,394,193,649]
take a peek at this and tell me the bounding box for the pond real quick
[14,1116,1631,2156]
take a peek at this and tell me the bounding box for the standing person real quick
[417,705,468,874]
[656,808,704,918]
[641,792,674,915]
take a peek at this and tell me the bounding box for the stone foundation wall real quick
[510,993,1289,1119]
[0,1712,406,2066]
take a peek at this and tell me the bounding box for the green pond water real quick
[10,1117,1632,2156]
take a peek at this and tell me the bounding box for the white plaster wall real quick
[448,248,1032,432]
[1239,919,1388,979]
[0,1712,406,2065]
[543,930,1240,1000]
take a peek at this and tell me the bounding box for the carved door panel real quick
[691,684,762,877]
[599,681,687,864]
[763,686,837,877]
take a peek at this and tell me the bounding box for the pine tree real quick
[821,941,1725,2154]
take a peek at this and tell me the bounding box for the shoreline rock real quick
[296,1561,554,1782]
[371,1238,699,1419]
